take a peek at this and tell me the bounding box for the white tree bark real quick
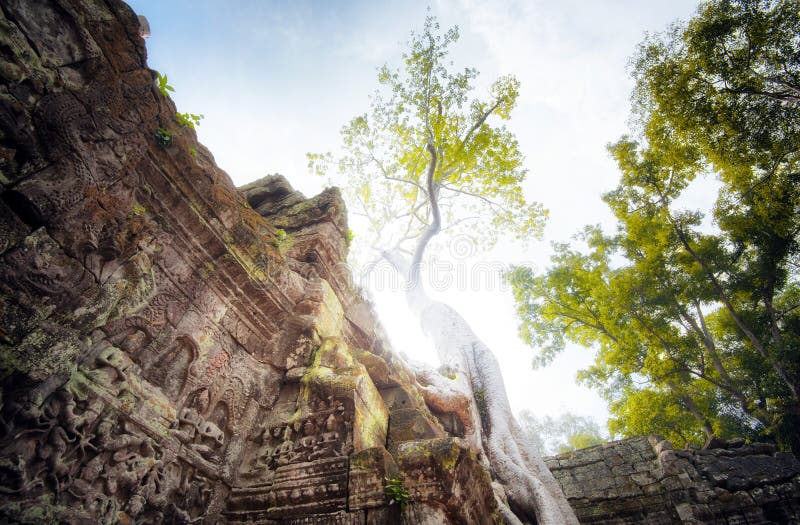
[385,251,579,525]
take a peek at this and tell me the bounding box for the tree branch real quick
[442,98,504,174]
[408,142,441,293]
[674,225,799,401]
[440,183,511,215]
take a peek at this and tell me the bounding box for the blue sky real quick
[127,0,706,432]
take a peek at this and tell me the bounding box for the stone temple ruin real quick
[0,0,798,523]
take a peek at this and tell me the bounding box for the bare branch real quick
[365,146,427,193]
[408,143,441,290]
[440,183,511,215]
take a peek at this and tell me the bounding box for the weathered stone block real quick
[396,438,499,524]
[548,436,800,524]
[266,457,349,518]
[348,447,398,511]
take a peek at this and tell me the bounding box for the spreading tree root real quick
[418,300,579,525]
[384,250,577,524]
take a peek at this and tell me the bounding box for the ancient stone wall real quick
[0,1,497,522]
[547,435,800,524]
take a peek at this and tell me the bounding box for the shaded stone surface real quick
[547,435,800,524]
[0,1,499,523]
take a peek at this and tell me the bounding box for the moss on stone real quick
[300,336,388,451]
[473,387,489,429]
[0,494,72,524]
[353,348,392,387]
[396,437,465,474]
[0,328,82,383]
[354,380,389,451]
[65,368,93,398]
[300,337,359,398]
[440,439,461,472]
[312,282,346,338]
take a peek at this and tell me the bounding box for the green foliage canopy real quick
[309,16,545,269]
[510,0,800,450]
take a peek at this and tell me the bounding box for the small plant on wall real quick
[384,476,411,509]
[154,127,173,148]
[156,72,174,96]
[177,111,204,129]
[272,229,295,255]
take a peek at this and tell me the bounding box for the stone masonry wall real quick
[0,1,497,523]
[547,435,800,524]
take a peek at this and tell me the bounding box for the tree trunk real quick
[385,251,579,525]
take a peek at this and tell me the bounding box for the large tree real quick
[311,15,577,525]
[510,0,800,451]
